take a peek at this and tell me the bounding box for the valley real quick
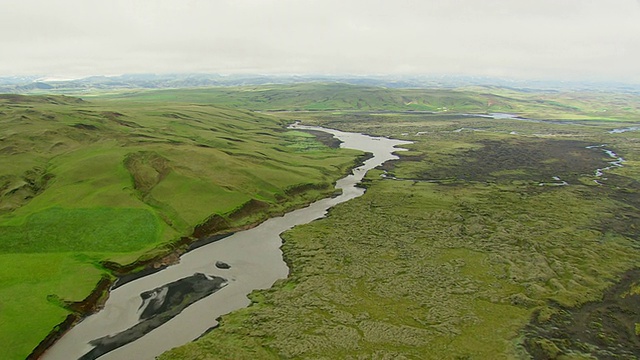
[1,85,639,359]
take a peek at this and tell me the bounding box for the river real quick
[42,124,411,360]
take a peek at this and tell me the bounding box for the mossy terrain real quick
[161,96,640,359]
[0,94,360,359]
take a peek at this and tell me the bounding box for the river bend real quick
[42,124,410,360]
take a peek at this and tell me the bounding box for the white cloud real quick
[1,0,639,82]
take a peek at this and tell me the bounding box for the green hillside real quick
[98,83,640,121]
[0,94,360,359]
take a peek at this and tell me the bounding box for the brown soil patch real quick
[228,199,270,221]
[284,182,330,197]
[192,214,231,238]
[192,199,270,238]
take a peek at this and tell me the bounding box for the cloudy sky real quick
[1,0,639,82]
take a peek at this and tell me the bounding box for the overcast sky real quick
[1,0,639,82]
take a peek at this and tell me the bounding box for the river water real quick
[42,124,411,360]
[609,127,640,134]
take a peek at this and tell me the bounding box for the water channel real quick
[42,124,411,360]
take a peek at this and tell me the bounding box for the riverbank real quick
[41,126,409,360]
[38,126,396,360]
[27,276,112,360]
[26,127,365,359]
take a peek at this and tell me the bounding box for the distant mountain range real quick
[1,73,639,94]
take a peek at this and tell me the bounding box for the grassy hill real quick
[98,83,640,121]
[0,94,360,359]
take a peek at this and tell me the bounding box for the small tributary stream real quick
[42,124,411,360]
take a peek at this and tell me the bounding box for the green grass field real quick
[0,207,160,253]
[0,253,104,359]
